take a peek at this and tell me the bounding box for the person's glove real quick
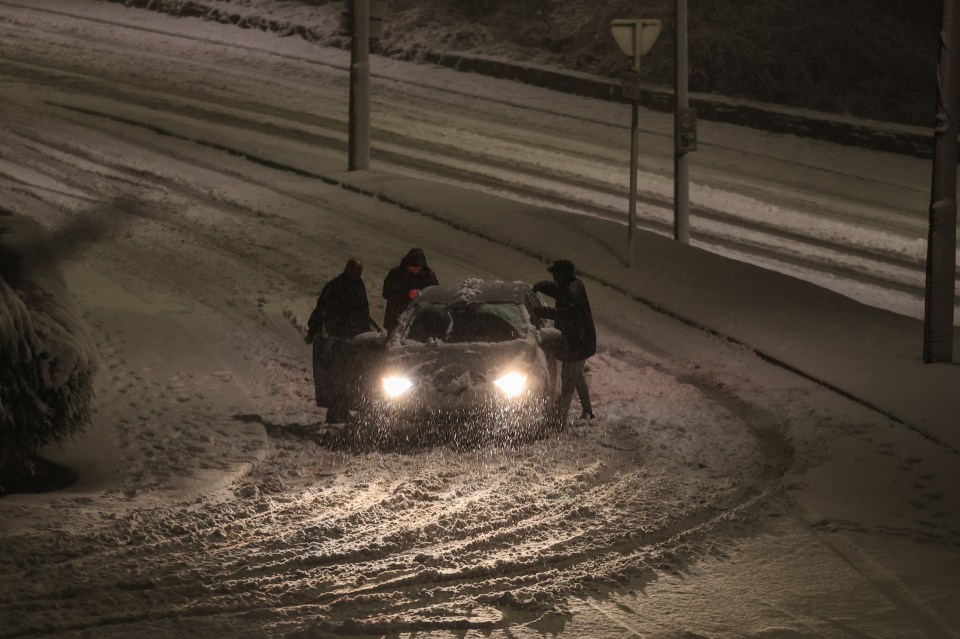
[408,288,420,300]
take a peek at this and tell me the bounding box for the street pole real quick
[348,0,370,171]
[612,18,661,267]
[673,0,690,244]
[923,0,959,363]
[628,99,639,268]
[628,34,641,268]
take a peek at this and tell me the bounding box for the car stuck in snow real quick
[313,279,564,432]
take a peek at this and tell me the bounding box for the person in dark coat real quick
[533,259,596,425]
[305,258,370,341]
[305,258,370,423]
[382,248,438,332]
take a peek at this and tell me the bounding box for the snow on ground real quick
[0,2,959,638]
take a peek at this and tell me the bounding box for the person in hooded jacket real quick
[532,259,596,425]
[382,248,439,332]
[305,258,369,342]
[305,257,370,423]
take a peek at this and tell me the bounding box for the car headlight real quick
[382,375,413,398]
[494,371,527,398]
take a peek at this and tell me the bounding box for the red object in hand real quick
[408,288,420,299]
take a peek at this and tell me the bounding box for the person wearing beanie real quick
[533,259,597,425]
[382,248,439,332]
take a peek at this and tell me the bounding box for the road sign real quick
[610,19,662,60]
[621,70,641,101]
[676,107,697,152]
[611,17,661,266]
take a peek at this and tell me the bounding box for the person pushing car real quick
[533,259,596,426]
[305,257,370,423]
[382,248,439,332]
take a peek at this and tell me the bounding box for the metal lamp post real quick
[348,0,370,171]
[674,0,696,244]
[611,19,662,268]
[923,0,959,363]
[340,0,387,171]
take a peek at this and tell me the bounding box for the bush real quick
[0,211,97,494]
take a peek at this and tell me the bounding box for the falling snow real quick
[0,2,959,638]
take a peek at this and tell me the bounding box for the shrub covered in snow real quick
[1,211,97,491]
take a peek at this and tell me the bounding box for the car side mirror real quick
[353,330,388,348]
[537,327,562,346]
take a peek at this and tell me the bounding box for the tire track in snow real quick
[1,373,787,636]
[809,529,960,639]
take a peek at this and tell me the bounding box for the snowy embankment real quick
[1,211,97,491]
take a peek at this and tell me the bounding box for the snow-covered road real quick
[1,0,956,323]
[1,2,958,638]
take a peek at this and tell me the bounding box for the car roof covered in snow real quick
[417,279,533,305]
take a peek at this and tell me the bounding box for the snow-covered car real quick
[361,279,563,430]
[369,279,560,424]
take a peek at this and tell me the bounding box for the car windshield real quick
[403,301,526,343]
